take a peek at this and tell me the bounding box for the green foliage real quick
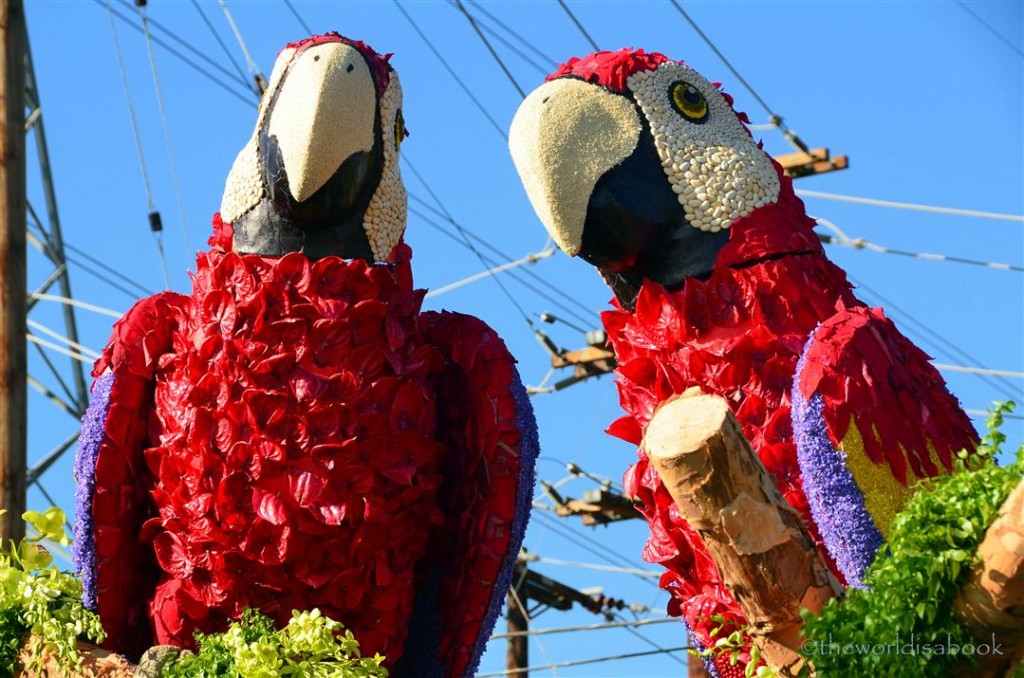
[800,402,1022,677]
[161,608,388,677]
[0,507,106,678]
[695,616,776,677]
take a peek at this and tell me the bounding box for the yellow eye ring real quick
[395,109,406,151]
[670,81,709,123]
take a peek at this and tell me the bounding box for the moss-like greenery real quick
[161,607,388,677]
[0,508,106,678]
[800,402,1022,676]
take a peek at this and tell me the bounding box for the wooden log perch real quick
[955,477,1024,676]
[641,389,842,676]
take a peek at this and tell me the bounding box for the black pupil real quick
[684,88,700,105]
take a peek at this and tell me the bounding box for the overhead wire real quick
[283,0,313,36]
[934,364,1024,379]
[476,646,690,676]
[526,556,660,579]
[799,189,1024,222]
[394,0,509,140]
[425,248,557,298]
[27,335,96,366]
[218,0,267,94]
[847,274,1021,402]
[403,157,536,327]
[531,512,657,586]
[63,241,154,298]
[98,0,255,106]
[953,0,1024,58]
[137,2,196,255]
[556,0,600,51]
[817,231,1024,273]
[409,204,596,329]
[29,294,124,319]
[27,320,101,360]
[451,2,553,76]
[30,342,80,415]
[103,0,172,290]
[408,194,599,326]
[668,0,809,152]
[466,0,559,68]
[190,0,250,88]
[453,0,527,97]
[491,616,678,639]
[607,608,688,668]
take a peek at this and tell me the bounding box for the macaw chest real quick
[139,252,451,643]
[608,255,859,492]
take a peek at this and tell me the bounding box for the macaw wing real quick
[398,311,539,678]
[792,306,977,587]
[73,292,185,659]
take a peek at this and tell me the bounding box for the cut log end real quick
[643,391,730,462]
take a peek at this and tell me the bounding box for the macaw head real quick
[509,49,817,308]
[221,33,407,262]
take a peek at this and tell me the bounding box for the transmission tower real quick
[2,9,90,536]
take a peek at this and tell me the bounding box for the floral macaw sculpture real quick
[509,48,976,676]
[74,33,538,678]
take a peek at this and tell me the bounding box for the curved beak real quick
[266,41,378,203]
[509,78,642,256]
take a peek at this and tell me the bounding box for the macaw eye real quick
[670,81,709,123]
[395,109,407,151]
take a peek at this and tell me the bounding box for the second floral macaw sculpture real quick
[509,47,977,677]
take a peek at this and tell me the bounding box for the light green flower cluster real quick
[0,507,106,678]
[162,607,388,678]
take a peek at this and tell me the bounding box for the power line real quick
[848,274,1021,402]
[934,364,1024,380]
[531,512,657,586]
[27,335,96,366]
[63,241,154,298]
[476,646,691,676]
[97,0,256,106]
[668,0,809,153]
[103,0,172,289]
[526,556,661,579]
[451,2,553,76]
[556,0,599,52]
[490,617,677,640]
[137,2,196,255]
[425,248,556,298]
[798,189,1024,222]
[815,220,1023,273]
[966,409,1024,422]
[954,0,1024,58]
[409,204,597,329]
[454,0,527,97]
[408,193,600,326]
[465,0,559,69]
[403,157,535,327]
[218,0,267,94]
[393,0,508,140]
[26,320,101,360]
[29,294,124,319]
[190,0,249,88]
[282,0,313,36]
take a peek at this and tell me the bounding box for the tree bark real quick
[641,389,842,676]
[954,477,1024,676]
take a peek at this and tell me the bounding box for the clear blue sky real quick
[23,1,1023,675]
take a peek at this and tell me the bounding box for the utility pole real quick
[506,564,528,676]
[0,0,26,543]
